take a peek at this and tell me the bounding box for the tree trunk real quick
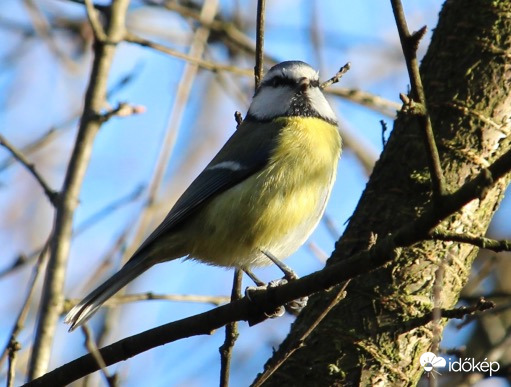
[260,1,511,385]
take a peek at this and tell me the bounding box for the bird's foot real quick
[245,280,285,318]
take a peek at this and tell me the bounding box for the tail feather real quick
[65,259,150,331]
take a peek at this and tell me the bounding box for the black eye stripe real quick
[263,76,320,88]
[263,76,296,88]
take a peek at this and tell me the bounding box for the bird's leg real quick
[243,268,266,287]
[260,250,309,314]
[261,249,298,281]
[243,268,285,318]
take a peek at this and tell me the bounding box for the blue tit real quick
[65,61,342,331]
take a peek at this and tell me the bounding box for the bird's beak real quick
[298,77,310,92]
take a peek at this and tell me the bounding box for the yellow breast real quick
[189,116,341,267]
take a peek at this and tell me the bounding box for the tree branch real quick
[0,134,58,205]
[124,32,252,77]
[254,0,266,88]
[252,283,349,387]
[27,0,130,379]
[219,269,242,387]
[430,231,511,252]
[24,144,511,386]
[391,0,446,199]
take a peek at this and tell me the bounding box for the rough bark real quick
[261,1,511,385]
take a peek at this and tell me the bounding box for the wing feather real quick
[130,119,284,258]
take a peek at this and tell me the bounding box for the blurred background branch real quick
[2,0,509,386]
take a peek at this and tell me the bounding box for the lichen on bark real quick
[259,1,511,385]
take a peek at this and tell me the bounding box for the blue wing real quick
[130,119,284,258]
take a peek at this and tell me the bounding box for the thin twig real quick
[430,231,511,252]
[84,0,106,41]
[393,297,495,335]
[390,0,446,199]
[456,299,511,329]
[100,293,231,307]
[0,241,50,368]
[307,241,328,263]
[123,0,219,258]
[0,184,141,281]
[253,283,349,387]
[124,32,252,77]
[7,340,21,387]
[486,326,511,363]
[322,214,340,240]
[254,0,266,88]
[74,184,145,234]
[28,0,130,379]
[338,123,378,176]
[87,0,221,357]
[160,0,279,66]
[431,259,445,387]
[461,255,497,296]
[23,0,78,70]
[326,88,400,118]
[24,143,511,386]
[320,62,351,90]
[440,298,495,319]
[100,102,146,122]
[0,134,58,205]
[0,70,139,174]
[81,326,117,387]
[219,270,242,387]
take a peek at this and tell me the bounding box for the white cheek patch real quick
[306,87,337,123]
[207,161,245,171]
[247,87,293,120]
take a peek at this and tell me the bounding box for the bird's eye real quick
[271,76,283,87]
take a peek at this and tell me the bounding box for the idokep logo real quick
[420,352,500,377]
[420,352,446,375]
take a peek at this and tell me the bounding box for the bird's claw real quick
[245,281,286,318]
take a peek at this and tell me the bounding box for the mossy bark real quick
[260,1,511,386]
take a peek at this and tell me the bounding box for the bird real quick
[65,60,342,331]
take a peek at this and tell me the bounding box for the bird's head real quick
[246,61,337,125]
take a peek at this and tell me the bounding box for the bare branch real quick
[320,62,351,90]
[219,270,242,387]
[431,260,445,356]
[326,88,400,118]
[396,297,496,334]
[0,241,50,368]
[100,102,146,122]
[391,0,446,199]
[430,231,511,252]
[0,134,58,205]
[74,184,145,234]
[7,340,21,387]
[84,0,106,41]
[124,32,252,77]
[28,0,131,379]
[119,0,219,262]
[24,145,511,386]
[159,0,279,65]
[254,0,266,88]
[96,293,230,307]
[80,326,117,386]
[253,284,349,387]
